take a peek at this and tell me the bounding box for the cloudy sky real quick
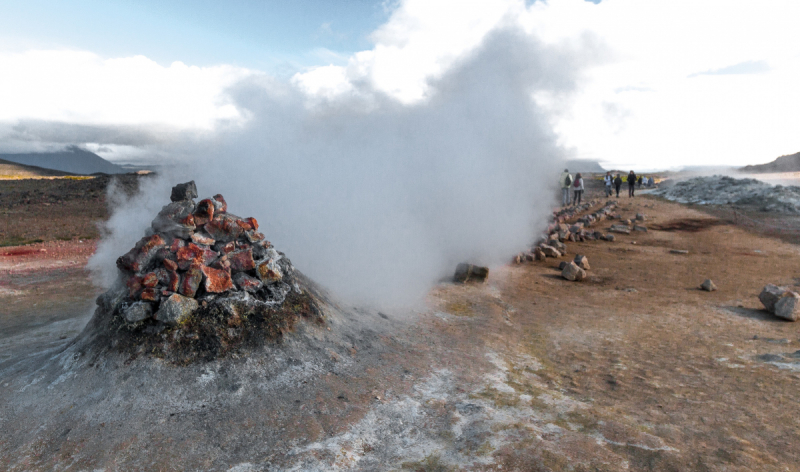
[1,0,798,170]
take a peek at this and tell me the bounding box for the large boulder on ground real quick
[760,284,790,312]
[775,293,800,321]
[453,263,489,283]
[700,279,717,291]
[561,262,586,282]
[533,247,546,261]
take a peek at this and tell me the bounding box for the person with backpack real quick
[559,168,573,206]
[628,170,637,197]
[603,171,613,197]
[572,173,584,206]
[614,173,623,197]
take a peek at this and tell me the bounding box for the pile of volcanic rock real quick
[112,181,295,326]
[760,284,800,321]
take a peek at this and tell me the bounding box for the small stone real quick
[561,261,586,282]
[193,198,215,225]
[605,234,616,242]
[558,261,568,270]
[191,232,216,246]
[211,194,227,213]
[155,294,199,325]
[774,292,800,321]
[141,271,159,288]
[700,279,717,291]
[760,284,790,312]
[636,213,645,221]
[122,301,153,323]
[179,265,203,297]
[244,231,266,244]
[205,215,244,243]
[633,225,648,232]
[176,243,206,270]
[163,259,178,271]
[574,254,590,270]
[227,247,256,273]
[151,200,196,239]
[453,263,489,283]
[140,288,160,302]
[232,272,263,292]
[533,247,546,261]
[170,181,198,202]
[201,265,235,293]
[540,245,561,258]
[116,234,167,274]
[670,249,689,255]
[609,225,630,234]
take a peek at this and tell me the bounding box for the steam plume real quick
[91,27,581,307]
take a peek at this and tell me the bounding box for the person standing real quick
[614,173,623,197]
[603,171,613,197]
[573,173,584,206]
[559,168,573,206]
[637,176,643,188]
[628,170,637,197]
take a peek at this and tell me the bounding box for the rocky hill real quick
[0,146,125,175]
[0,158,75,178]
[741,151,800,173]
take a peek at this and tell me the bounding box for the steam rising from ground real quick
[91,27,581,307]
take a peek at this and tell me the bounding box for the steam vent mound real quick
[90,181,323,364]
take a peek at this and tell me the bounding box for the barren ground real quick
[2,184,800,471]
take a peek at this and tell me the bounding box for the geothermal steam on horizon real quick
[90,27,581,307]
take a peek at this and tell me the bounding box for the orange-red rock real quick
[179,265,203,297]
[228,248,255,273]
[194,199,215,225]
[201,265,234,293]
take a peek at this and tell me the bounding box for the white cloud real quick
[0,50,254,129]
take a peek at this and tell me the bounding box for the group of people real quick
[560,168,655,206]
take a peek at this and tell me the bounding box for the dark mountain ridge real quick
[740,151,800,173]
[0,146,124,175]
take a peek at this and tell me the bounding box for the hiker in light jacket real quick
[572,173,585,206]
[559,169,573,206]
[603,171,613,197]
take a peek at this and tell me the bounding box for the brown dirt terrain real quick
[3,183,800,470]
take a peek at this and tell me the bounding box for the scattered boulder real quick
[558,261,568,270]
[454,263,489,283]
[609,225,631,234]
[605,234,616,242]
[633,225,648,232]
[775,293,800,321]
[670,249,689,254]
[533,247,546,261]
[700,279,717,291]
[636,213,646,221]
[540,245,562,258]
[574,254,590,270]
[561,262,586,282]
[759,284,790,312]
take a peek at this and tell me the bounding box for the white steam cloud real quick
[90,26,582,307]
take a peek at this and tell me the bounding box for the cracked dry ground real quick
[5,195,800,471]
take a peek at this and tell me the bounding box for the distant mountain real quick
[740,151,800,173]
[0,146,125,175]
[563,159,605,173]
[0,159,75,178]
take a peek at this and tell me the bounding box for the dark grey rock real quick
[170,181,198,202]
[453,263,489,283]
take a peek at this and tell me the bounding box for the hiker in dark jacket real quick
[628,170,637,197]
[614,174,622,197]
